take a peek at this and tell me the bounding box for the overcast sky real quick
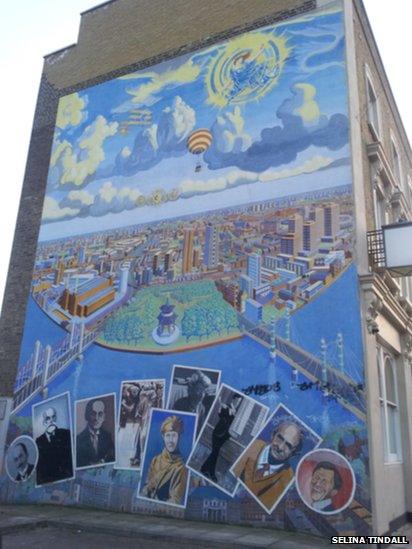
[0,0,410,311]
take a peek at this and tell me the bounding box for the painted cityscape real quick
[1,1,373,538]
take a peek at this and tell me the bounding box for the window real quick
[372,187,388,229]
[400,276,412,302]
[377,346,402,462]
[408,175,412,205]
[366,74,380,137]
[391,136,403,188]
[400,277,410,301]
[365,65,380,138]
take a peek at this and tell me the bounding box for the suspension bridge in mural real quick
[240,311,366,421]
[12,305,366,421]
[12,322,102,413]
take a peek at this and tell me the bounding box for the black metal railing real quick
[366,229,385,269]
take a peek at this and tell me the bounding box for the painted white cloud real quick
[89,181,143,217]
[180,157,333,198]
[210,106,251,154]
[52,115,118,187]
[59,189,94,216]
[157,96,195,150]
[43,155,340,224]
[179,169,259,198]
[120,59,201,108]
[42,196,80,222]
[260,155,333,182]
[56,92,87,130]
[292,83,320,123]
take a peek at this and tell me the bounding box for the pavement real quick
[0,504,340,549]
[388,523,412,548]
[0,504,410,548]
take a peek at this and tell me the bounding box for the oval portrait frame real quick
[5,435,38,484]
[295,448,356,515]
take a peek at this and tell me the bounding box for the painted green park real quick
[97,280,242,352]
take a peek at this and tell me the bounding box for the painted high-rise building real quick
[246,253,261,289]
[78,246,87,265]
[119,264,130,295]
[182,228,194,274]
[239,274,254,297]
[309,206,324,227]
[302,220,319,253]
[193,247,201,268]
[280,214,303,256]
[164,251,172,272]
[203,223,219,268]
[152,252,160,273]
[287,214,303,236]
[323,203,340,237]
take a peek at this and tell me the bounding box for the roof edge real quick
[44,43,76,59]
[80,0,117,16]
[355,0,412,163]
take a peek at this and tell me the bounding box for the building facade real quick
[0,0,411,540]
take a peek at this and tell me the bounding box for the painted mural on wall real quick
[1,1,372,537]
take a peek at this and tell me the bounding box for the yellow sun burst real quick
[206,32,291,107]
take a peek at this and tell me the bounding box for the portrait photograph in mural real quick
[231,403,321,514]
[187,384,268,495]
[116,379,165,470]
[75,393,116,469]
[1,2,373,538]
[32,392,74,486]
[167,365,221,436]
[5,436,38,484]
[296,448,356,515]
[138,409,197,508]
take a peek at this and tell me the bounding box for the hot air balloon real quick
[187,129,213,173]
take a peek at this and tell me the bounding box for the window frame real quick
[377,345,402,464]
[372,185,388,229]
[407,175,412,205]
[365,64,381,139]
[390,131,403,190]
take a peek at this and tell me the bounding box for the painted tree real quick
[181,309,198,342]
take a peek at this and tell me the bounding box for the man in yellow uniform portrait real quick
[141,415,187,506]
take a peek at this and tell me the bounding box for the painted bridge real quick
[240,317,366,421]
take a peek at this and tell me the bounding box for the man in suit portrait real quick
[233,421,302,512]
[12,442,34,482]
[35,406,74,485]
[76,398,115,468]
[309,461,342,512]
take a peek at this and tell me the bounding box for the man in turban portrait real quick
[141,415,187,506]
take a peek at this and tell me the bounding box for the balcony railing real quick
[367,229,385,270]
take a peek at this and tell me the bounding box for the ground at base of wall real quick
[0,504,344,549]
[388,523,412,549]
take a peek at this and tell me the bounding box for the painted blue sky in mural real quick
[41,6,349,240]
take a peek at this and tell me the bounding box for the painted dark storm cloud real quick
[204,88,349,172]
[113,95,196,176]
